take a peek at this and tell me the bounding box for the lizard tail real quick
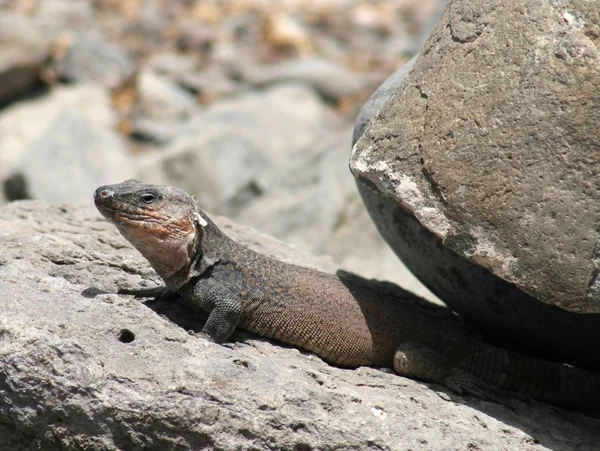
[393,335,600,411]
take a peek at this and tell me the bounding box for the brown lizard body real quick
[94,179,600,412]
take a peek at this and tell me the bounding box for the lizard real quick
[94,179,600,412]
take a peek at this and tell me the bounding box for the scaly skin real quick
[94,179,600,412]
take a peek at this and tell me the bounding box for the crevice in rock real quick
[415,85,447,208]
[96,236,130,250]
[588,234,600,301]
[421,160,448,207]
[588,268,600,297]
[446,22,483,45]
[104,261,147,276]
[416,85,429,147]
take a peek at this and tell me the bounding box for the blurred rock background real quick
[0,0,447,301]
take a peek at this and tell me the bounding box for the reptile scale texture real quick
[94,179,600,412]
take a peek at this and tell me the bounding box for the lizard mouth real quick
[95,200,161,226]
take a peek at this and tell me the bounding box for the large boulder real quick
[351,0,600,368]
[0,201,598,450]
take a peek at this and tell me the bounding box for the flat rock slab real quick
[0,201,598,450]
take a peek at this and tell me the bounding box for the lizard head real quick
[94,179,209,283]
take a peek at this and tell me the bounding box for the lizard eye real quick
[140,192,156,204]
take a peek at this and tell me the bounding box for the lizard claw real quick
[118,286,177,300]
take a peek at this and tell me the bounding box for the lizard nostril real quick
[95,188,114,199]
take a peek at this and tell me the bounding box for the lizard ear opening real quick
[190,212,208,228]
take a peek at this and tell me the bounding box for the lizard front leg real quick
[185,279,244,343]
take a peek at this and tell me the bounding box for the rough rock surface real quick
[351,0,600,365]
[1,201,599,450]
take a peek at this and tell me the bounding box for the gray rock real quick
[351,0,600,367]
[0,200,598,450]
[0,85,118,170]
[52,30,134,88]
[129,118,190,145]
[4,110,134,204]
[146,52,197,76]
[188,83,337,161]
[137,84,337,212]
[137,131,270,215]
[34,0,94,25]
[0,14,54,104]
[176,70,245,100]
[136,68,198,120]
[239,58,367,100]
[146,53,244,102]
[236,131,352,253]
